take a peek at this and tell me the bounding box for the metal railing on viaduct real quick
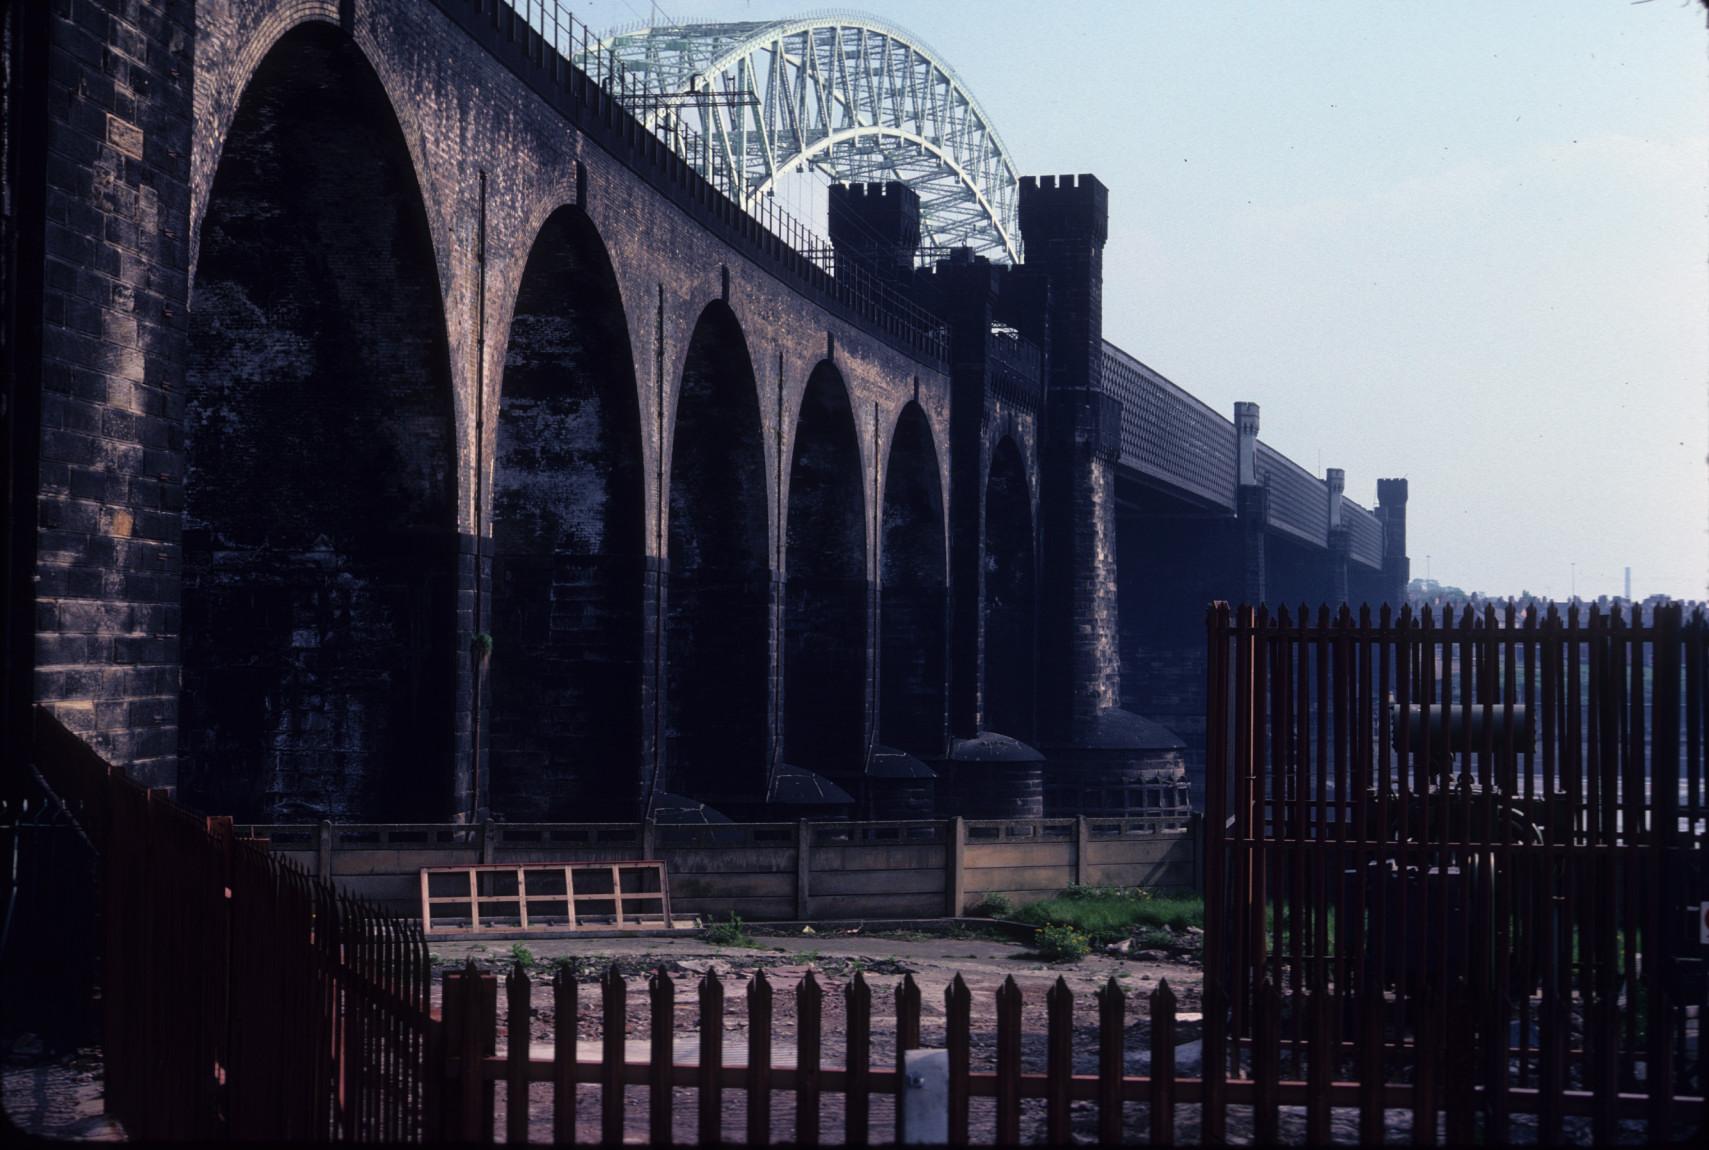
[487,0,1381,561]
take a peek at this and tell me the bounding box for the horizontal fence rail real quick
[1205,600,1707,1146]
[434,954,1704,1144]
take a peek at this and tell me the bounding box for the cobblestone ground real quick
[2,1039,124,1142]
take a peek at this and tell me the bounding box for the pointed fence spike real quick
[797,967,824,1145]
[1045,974,1073,1144]
[995,973,1023,1143]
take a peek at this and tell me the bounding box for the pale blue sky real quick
[572,0,1708,602]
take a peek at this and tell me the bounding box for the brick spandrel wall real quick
[34,0,196,788]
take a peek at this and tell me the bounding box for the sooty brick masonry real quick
[30,0,956,817]
[180,24,458,822]
[489,205,646,821]
[34,0,195,788]
[877,402,948,757]
[665,301,773,809]
[24,0,1396,824]
[782,361,869,792]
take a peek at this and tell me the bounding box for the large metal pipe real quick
[1391,704,1534,756]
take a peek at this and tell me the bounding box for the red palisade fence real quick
[30,597,1707,1144]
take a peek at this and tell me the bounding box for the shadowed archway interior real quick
[982,436,1036,741]
[181,24,458,822]
[665,303,771,807]
[783,363,868,787]
[489,207,645,821]
[879,402,947,756]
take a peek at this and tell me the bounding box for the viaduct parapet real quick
[2,0,1410,826]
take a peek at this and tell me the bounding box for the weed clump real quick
[705,913,755,948]
[1014,885,1202,945]
[1033,924,1091,963]
[971,893,1015,919]
[508,943,536,970]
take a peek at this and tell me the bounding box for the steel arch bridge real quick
[598,13,1022,263]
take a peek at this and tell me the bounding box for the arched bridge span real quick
[596,14,1022,262]
[17,0,1413,830]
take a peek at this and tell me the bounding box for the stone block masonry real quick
[33,0,197,790]
[12,0,1408,826]
[30,0,961,821]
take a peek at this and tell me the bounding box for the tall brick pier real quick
[1,0,1409,824]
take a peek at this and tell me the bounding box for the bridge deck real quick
[1104,341,1384,568]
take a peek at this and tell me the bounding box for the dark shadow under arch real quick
[879,403,947,756]
[181,23,457,821]
[489,206,646,820]
[783,364,868,785]
[665,303,771,806]
[982,436,1036,741]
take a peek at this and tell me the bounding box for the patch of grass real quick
[1132,925,1177,950]
[705,913,757,948]
[1014,886,1203,945]
[971,893,1015,919]
[508,943,536,971]
[1033,924,1091,963]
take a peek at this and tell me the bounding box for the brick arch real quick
[487,205,646,820]
[191,6,449,301]
[180,20,459,821]
[879,401,948,756]
[983,434,1037,741]
[189,3,341,271]
[665,300,772,808]
[783,361,869,788]
[482,189,652,515]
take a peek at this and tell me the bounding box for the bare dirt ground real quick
[0,924,1674,1144]
[430,922,1215,1144]
[427,925,1673,1146]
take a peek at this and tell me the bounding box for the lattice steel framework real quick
[597,13,1022,262]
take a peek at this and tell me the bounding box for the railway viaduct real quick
[1,0,1410,825]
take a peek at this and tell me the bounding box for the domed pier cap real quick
[946,731,1047,763]
[649,791,735,825]
[766,763,856,807]
[867,744,938,780]
[1048,708,1186,753]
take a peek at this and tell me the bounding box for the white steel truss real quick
[596,13,1022,262]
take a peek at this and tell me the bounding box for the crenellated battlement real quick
[1018,172,1109,245]
[1377,477,1410,507]
[828,179,921,272]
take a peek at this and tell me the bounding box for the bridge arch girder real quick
[602,14,1022,262]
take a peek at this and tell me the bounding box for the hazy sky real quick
[571,0,1708,602]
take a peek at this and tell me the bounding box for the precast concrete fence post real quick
[317,820,333,879]
[796,818,811,919]
[946,816,966,916]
